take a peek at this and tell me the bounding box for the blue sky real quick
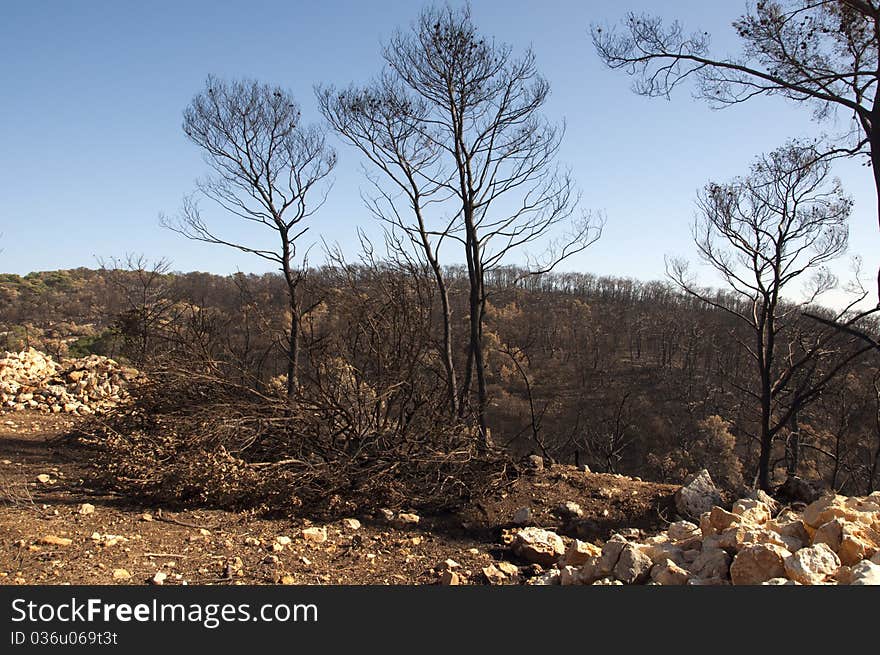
[1,0,877,304]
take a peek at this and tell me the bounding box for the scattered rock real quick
[674,469,722,520]
[596,534,628,576]
[440,570,460,585]
[667,521,700,543]
[482,564,507,585]
[39,535,72,547]
[301,527,328,544]
[784,543,840,585]
[691,548,731,581]
[512,506,532,526]
[396,513,420,527]
[512,527,565,567]
[555,501,584,520]
[112,568,131,581]
[77,503,95,515]
[150,572,167,585]
[526,455,544,471]
[650,559,690,585]
[847,560,880,585]
[730,544,789,585]
[562,539,601,567]
[36,474,51,484]
[342,518,361,531]
[613,544,653,584]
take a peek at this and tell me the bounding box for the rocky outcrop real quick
[505,490,880,586]
[0,348,138,415]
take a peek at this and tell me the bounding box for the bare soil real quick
[0,411,677,585]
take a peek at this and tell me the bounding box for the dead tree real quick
[668,141,870,490]
[593,1,880,300]
[327,5,602,446]
[164,77,336,402]
[318,78,461,417]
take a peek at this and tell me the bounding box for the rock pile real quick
[0,348,138,415]
[506,490,880,585]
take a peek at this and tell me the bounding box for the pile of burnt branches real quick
[68,370,512,517]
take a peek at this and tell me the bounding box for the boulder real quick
[730,543,789,585]
[512,527,565,567]
[784,543,840,585]
[675,469,722,520]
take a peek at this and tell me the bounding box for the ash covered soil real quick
[0,412,675,585]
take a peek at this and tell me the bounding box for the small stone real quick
[762,577,800,585]
[379,508,395,522]
[396,513,420,527]
[440,570,460,585]
[439,558,460,571]
[151,571,167,585]
[39,535,72,547]
[559,565,581,586]
[301,527,328,543]
[36,474,51,484]
[199,528,211,537]
[512,506,532,526]
[526,455,544,471]
[496,561,520,577]
[482,564,507,585]
[342,518,361,530]
[555,501,584,520]
[280,574,296,585]
[112,568,131,581]
[140,513,153,522]
[77,503,95,515]
[275,536,292,546]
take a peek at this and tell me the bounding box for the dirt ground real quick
[0,411,677,585]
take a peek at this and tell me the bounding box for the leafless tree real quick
[98,254,175,365]
[668,141,870,489]
[163,76,336,401]
[593,1,880,300]
[318,77,462,417]
[324,4,602,446]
